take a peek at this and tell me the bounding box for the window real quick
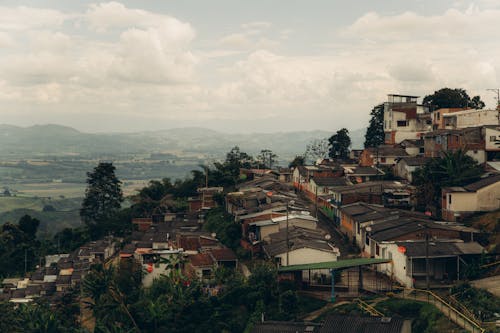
[375,244,380,256]
[380,157,386,163]
[437,112,440,120]
[490,136,497,142]
[397,120,407,127]
[448,194,452,205]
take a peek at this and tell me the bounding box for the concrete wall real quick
[276,247,338,266]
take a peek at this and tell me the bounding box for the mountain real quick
[0,124,365,159]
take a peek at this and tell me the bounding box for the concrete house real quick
[378,240,484,288]
[394,157,430,183]
[424,127,486,164]
[359,145,409,167]
[383,94,431,144]
[442,174,500,221]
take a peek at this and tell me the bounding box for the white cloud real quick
[0,6,69,31]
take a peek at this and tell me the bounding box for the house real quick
[379,240,484,288]
[292,165,344,194]
[319,315,410,333]
[423,127,486,164]
[309,177,350,196]
[252,315,409,333]
[208,248,238,269]
[188,187,223,212]
[400,139,425,156]
[327,181,415,224]
[383,94,431,144]
[394,157,430,183]
[271,214,318,231]
[435,108,499,130]
[274,168,293,183]
[431,107,469,130]
[485,126,500,161]
[442,174,500,221]
[185,253,216,283]
[251,321,322,333]
[263,227,340,267]
[359,145,409,167]
[343,166,384,183]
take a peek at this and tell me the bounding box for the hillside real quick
[0,124,366,159]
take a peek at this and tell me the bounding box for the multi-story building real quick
[383,94,431,144]
[432,108,499,130]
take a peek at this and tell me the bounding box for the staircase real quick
[394,287,485,333]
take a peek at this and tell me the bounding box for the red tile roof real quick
[210,248,237,261]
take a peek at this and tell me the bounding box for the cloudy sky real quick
[0,0,499,133]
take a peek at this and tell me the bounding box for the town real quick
[1,90,500,332]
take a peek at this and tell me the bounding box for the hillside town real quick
[1,92,500,332]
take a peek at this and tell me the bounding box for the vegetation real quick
[80,162,124,239]
[257,149,278,169]
[413,149,483,214]
[423,88,485,110]
[364,103,385,148]
[305,138,330,162]
[288,155,305,168]
[328,128,351,160]
[203,207,242,251]
[451,283,500,322]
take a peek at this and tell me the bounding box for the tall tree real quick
[328,128,351,159]
[257,149,278,169]
[305,138,330,163]
[364,103,385,148]
[423,88,485,110]
[80,162,124,239]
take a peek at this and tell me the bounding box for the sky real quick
[0,0,499,133]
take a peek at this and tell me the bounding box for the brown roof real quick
[209,248,237,261]
[189,253,214,267]
[367,145,408,157]
[464,175,500,192]
[179,236,201,251]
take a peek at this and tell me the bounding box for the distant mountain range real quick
[0,124,365,159]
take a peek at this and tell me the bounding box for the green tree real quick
[80,162,124,239]
[423,88,485,110]
[328,128,351,159]
[364,103,385,148]
[413,149,483,213]
[18,215,40,239]
[288,155,305,168]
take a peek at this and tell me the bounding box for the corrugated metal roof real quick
[278,258,391,272]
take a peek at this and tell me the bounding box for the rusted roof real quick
[189,253,214,267]
[209,248,237,261]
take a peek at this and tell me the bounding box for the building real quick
[359,145,409,167]
[383,94,431,144]
[263,226,340,267]
[380,240,484,288]
[441,174,500,221]
[394,157,430,183]
[423,127,486,164]
[433,108,499,130]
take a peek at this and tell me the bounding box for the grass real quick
[297,295,327,317]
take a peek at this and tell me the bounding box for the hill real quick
[0,124,366,159]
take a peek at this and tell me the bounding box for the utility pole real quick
[24,248,27,276]
[285,200,295,266]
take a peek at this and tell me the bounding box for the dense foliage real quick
[413,149,483,214]
[80,162,124,239]
[451,283,500,322]
[364,104,385,148]
[423,88,485,110]
[328,128,351,160]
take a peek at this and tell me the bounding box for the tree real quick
[413,149,483,213]
[364,103,385,148]
[257,149,278,169]
[305,138,330,163]
[328,128,351,159]
[423,88,485,110]
[18,215,40,239]
[80,162,124,239]
[288,155,305,168]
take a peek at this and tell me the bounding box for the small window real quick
[375,244,380,256]
[437,112,440,120]
[381,157,386,163]
[397,120,407,127]
[490,136,496,142]
[448,195,452,205]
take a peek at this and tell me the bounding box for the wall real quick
[276,247,338,266]
[477,182,500,211]
[485,127,500,151]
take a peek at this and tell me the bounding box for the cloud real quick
[0,5,69,31]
